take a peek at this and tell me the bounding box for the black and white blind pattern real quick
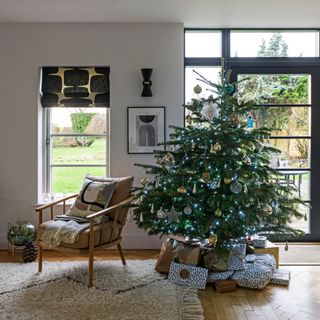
[41,67,110,108]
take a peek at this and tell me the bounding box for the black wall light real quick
[141,68,153,97]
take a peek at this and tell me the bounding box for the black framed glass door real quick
[230,66,320,241]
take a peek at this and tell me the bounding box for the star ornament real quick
[168,206,182,223]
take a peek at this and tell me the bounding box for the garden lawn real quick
[52,139,106,193]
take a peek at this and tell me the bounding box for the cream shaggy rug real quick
[0,260,203,320]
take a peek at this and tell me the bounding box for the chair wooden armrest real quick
[35,193,78,223]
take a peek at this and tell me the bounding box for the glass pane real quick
[52,137,106,165]
[276,171,310,201]
[268,138,310,169]
[185,31,222,57]
[51,108,107,134]
[289,204,310,233]
[253,107,310,136]
[185,66,221,104]
[231,31,319,57]
[237,74,311,105]
[51,166,106,194]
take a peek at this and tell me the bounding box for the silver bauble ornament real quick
[183,206,192,215]
[233,92,240,100]
[230,181,243,194]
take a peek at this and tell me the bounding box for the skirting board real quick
[0,230,164,250]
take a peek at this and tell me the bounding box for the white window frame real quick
[43,108,109,194]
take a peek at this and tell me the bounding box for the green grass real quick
[52,139,106,193]
[53,138,106,164]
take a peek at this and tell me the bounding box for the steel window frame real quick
[184,28,320,241]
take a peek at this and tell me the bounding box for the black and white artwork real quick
[127,106,165,154]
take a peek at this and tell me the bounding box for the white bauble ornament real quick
[201,102,220,121]
[233,92,240,100]
[183,206,192,215]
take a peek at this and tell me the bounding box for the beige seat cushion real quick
[38,220,120,249]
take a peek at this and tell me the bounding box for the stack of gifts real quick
[156,237,290,291]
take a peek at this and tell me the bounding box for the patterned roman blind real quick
[40,67,110,108]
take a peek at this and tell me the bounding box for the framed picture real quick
[127,106,166,154]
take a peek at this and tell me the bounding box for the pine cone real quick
[23,240,38,263]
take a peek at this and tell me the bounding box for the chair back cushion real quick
[66,178,116,223]
[85,175,133,223]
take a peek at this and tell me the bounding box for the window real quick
[185,66,221,104]
[185,31,222,58]
[44,108,108,195]
[184,29,320,240]
[40,66,110,198]
[230,30,319,57]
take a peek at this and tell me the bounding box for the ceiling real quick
[0,0,319,27]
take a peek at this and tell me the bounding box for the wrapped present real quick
[155,239,176,274]
[176,244,201,266]
[207,270,234,283]
[228,255,245,271]
[232,254,276,289]
[232,243,247,259]
[214,279,237,293]
[248,254,276,271]
[271,269,290,286]
[252,235,267,248]
[203,247,232,272]
[155,238,201,274]
[232,263,273,289]
[168,262,208,289]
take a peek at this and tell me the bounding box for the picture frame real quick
[127,106,166,154]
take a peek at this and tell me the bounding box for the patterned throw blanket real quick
[40,216,90,249]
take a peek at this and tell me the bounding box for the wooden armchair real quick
[35,193,134,287]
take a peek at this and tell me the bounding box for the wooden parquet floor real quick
[1,250,320,320]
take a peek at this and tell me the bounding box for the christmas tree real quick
[133,61,305,247]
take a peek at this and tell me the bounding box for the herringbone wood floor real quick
[1,249,319,320]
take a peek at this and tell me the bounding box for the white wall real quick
[0,23,184,249]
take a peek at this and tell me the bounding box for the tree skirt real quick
[0,260,203,320]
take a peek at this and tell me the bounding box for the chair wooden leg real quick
[88,222,94,288]
[117,243,126,265]
[38,243,43,272]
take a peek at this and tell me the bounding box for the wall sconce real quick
[141,68,153,97]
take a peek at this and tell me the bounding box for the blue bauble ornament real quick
[225,84,234,94]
